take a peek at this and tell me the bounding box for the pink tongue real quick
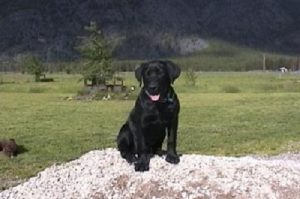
[150,94,160,101]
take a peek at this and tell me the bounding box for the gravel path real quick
[1,148,300,199]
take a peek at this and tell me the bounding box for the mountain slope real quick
[0,0,299,61]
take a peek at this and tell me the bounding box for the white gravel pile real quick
[1,148,300,199]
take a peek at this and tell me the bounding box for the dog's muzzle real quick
[145,90,160,101]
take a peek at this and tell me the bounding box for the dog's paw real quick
[134,155,150,172]
[120,152,137,164]
[125,154,137,164]
[166,154,180,164]
[134,162,149,172]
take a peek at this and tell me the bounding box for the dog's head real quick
[135,60,181,101]
[1,139,17,157]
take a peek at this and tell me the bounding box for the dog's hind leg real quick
[117,123,137,163]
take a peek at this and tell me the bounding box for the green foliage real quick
[184,68,197,86]
[77,21,114,85]
[23,55,44,82]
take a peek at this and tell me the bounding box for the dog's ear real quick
[165,61,181,83]
[135,63,144,86]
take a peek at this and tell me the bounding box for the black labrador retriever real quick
[117,60,181,171]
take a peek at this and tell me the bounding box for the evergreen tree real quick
[77,21,113,86]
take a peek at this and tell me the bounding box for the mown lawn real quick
[1,72,300,189]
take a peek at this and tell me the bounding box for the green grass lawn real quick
[1,72,300,189]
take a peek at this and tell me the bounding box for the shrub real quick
[184,68,197,86]
[22,55,45,82]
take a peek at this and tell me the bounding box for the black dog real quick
[117,60,181,171]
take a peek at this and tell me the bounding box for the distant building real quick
[279,67,288,73]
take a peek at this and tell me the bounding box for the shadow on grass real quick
[17,145,29,155]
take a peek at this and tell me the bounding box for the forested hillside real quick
[0,0,299,61]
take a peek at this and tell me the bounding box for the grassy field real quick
[1,71,300,189]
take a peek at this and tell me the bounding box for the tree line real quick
[0,21,300,74]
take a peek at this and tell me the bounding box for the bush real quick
[184,68,197,86]
[23,55,45,82]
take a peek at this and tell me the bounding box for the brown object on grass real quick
[0,138,18,157]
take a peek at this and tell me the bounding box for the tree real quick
[77,21,114,86]
[184,67,197,86]
[23,55,45,82]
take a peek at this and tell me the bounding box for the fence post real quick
[262,53,266,71]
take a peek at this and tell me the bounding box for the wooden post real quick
[262,53,266,71]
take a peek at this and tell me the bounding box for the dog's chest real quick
[143,102,174,126]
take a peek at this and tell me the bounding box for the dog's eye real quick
[145,70,152,77]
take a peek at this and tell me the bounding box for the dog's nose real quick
[149,85,158,92]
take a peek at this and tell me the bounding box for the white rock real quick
[1,148,300,199]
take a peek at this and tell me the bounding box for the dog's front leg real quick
[135,153,150,172]
[134,131,151,172]
[166,116,180,164]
